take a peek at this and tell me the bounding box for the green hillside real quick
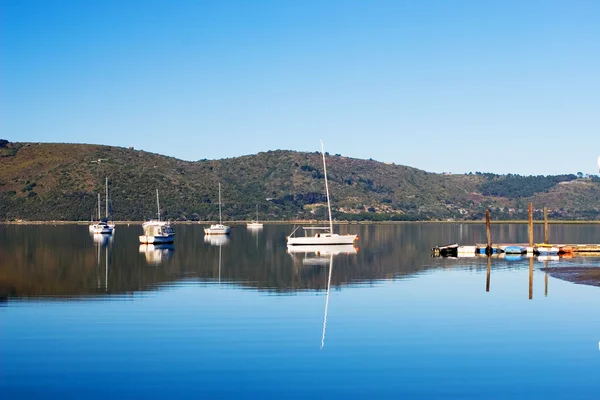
[0,140,598,221]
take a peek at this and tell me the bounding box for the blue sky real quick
[1,0,598,175]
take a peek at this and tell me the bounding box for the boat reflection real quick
[139,244,174,265]
[537,255,560,262]
[204,234,230,247]
[94,234,112,292]
[93,233,113,246]
[287,244,358,266]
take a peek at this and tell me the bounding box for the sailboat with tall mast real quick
[91,177,115,234]
[204,183,231,235]
[247,204,263,229]
[287,142,357,246]
[139,189,175,244]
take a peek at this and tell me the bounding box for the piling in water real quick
[485,210,492,255]
[528,202,534,248]
[544,207,549,244]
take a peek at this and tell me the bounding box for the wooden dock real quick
[431,202,600,258]
[432,243,600,258]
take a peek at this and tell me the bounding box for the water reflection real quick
[321,253,334,349]
[204,234,230,247]
[287,244,358,266]
[139,244,174,266]
[93,232,113,246]
[2,223,600,299]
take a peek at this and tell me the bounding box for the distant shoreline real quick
[3,220,600,225]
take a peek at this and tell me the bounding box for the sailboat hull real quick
[138,234,174,244]
[287,234,357,246]
[204,224,231,235]
[93,225,115,234]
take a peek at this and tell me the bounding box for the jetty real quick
[432,204,600,258]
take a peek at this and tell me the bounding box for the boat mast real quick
[105,177,109,218]
[218,182,222,225]
[156,189,161,221]
[321,141,334,233]
[97,193,101,220]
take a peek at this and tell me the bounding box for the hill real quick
[1,140,599,221]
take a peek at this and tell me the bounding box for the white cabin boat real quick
[139,189,175,244]
[139,221,175,244]
[205,183,231,235]
[287,141,357,246]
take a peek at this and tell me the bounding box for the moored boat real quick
[205,183,231,235]
[247,205,263,229]
[287,141,357,246]
[535,244,559,254]
[139,189,175,244]
[91,178,115,235]
[504,245,526,254]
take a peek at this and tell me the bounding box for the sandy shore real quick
[542,267,600,288]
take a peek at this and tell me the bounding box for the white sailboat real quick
[204,183,231,235]
[247,204,263,229]
[287,142,357,246]
[91,177,115,234]
[139,189,175,244]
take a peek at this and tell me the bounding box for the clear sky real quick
[1,0,598,175]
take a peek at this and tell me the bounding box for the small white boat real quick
[91,177,115,235]
[287,141,357,246]
[247,204,263,229]
[535,244,559,254]
[139,189,175,244]
[205,183,231,235]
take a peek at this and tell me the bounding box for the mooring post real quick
[528,202,534,251]
[486,256,491,292]
[529,257,534,300]
[486,210,492,255]
[544,207,549,244]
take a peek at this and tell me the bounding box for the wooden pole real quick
[544,207,549,244]
[486,256,491,292]
[486,210,492,255]
[529,257,534,300]
[528,202,534,248]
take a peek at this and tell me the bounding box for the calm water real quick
[2,223,600,398]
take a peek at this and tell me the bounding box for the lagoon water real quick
[2,223,600,398]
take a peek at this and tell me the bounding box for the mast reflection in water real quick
[3,223,600,398]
